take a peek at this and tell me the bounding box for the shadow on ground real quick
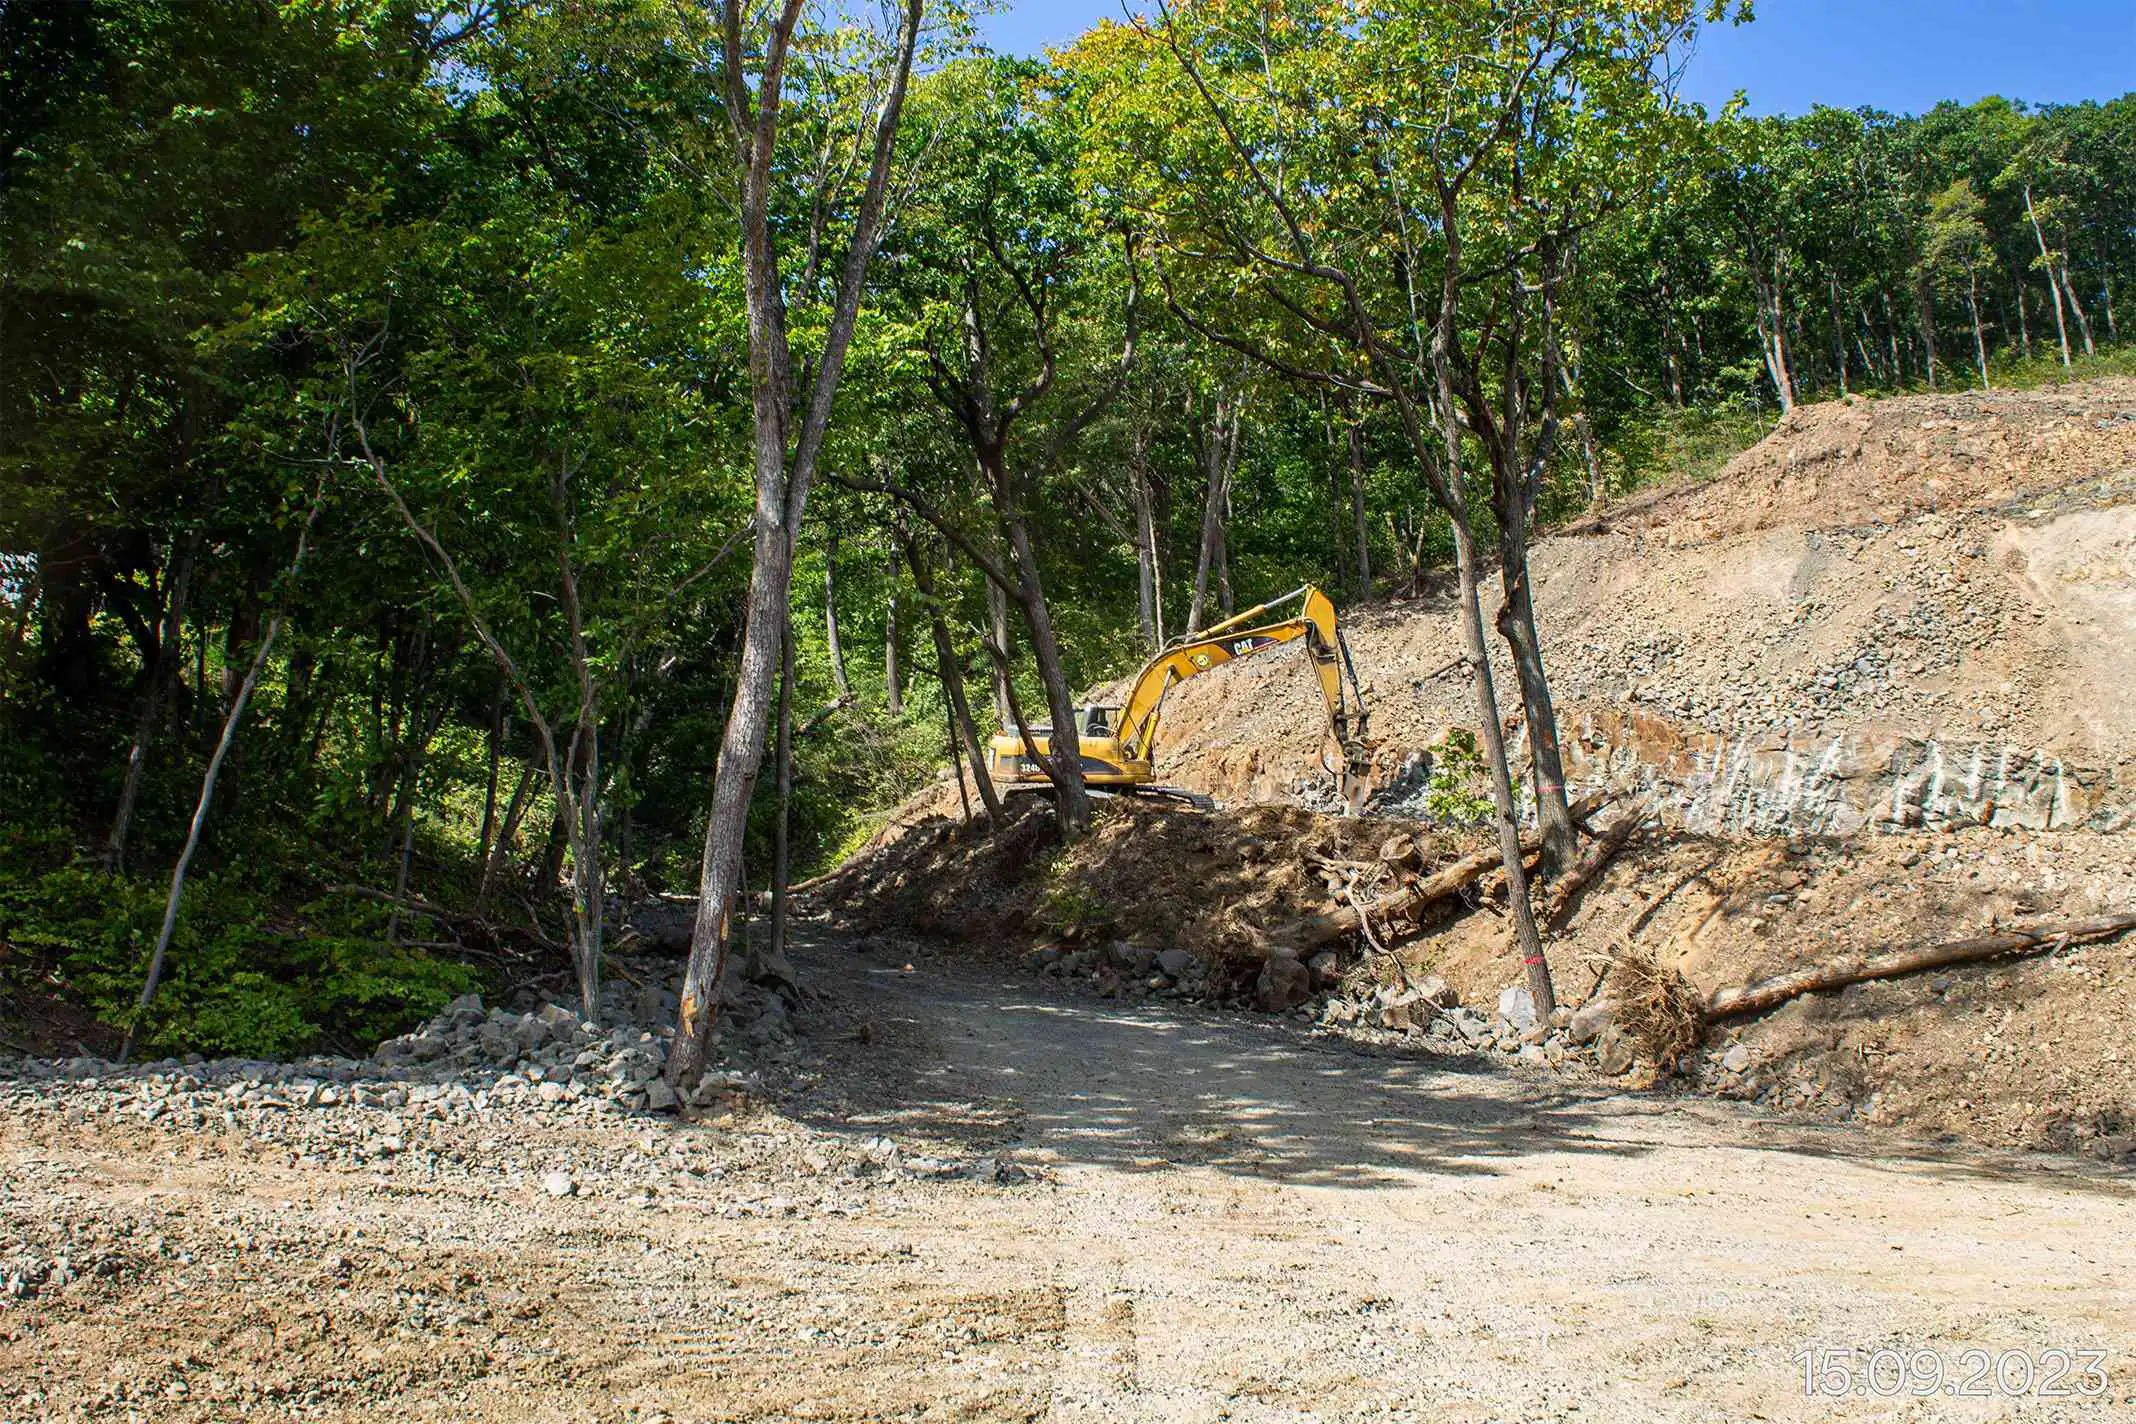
[786,934,2133,1198]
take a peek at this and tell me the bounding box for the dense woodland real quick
[2,0,2131,1067]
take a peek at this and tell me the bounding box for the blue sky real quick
[977,1,2136,116]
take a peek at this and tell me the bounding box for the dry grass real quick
[1611,946,1706,1067]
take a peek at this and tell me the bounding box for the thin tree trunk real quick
[1129,424,1162,650]
[1187,392,1238,632]
[2027,186,2075,372]
[1415,214,1558,1017]
[479,759,537,911]
[124,487,322,1060]
[994,463,1090,834]
[986,576,1012,730]
[1754,262,1796,413]
[106,540,195,872]
[883,528,902,715]
[1828,273,1849,397]
[823,528,850,698]
[1966,269,1990,391]
[477,680,507,868]
[1914,271,1939,389]
[2062,263,2096,356]
[768,623,796,972]
[903,532,1002,825]
[1346,411,1373,596]
[2015,280,2032,359]
[1879,289,1903,383]
[945,692,972,823]
[670,0,924,1091]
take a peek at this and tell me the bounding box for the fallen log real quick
[1283,794,1607,951]
[1542,808,1648,931]
[1705,912,2136,1022]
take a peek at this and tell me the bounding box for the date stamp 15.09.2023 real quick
[1794,1346,2113,1401]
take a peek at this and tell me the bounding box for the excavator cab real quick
[986,585,1377,813]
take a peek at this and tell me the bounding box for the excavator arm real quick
[1114,585,1376,809]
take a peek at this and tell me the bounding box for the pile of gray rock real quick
[1037,939,1211,997]
[1322,977,1643,1077]
[2,960,796,1124]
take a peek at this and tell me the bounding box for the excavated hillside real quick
[821,379,2136,1158]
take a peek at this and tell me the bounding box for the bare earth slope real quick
[1154,379,2136,833]
[6,937,2133,1423]
[855,380,2136,1158]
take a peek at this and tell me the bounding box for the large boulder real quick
[1255,956,1314,1013]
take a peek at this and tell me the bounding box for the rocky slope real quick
[846,379,2136,1158]
[1151,379,2136,836]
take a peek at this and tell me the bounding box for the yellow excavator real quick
[985,585,1377,813]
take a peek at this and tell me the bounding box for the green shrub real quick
[0,860,479,1059]
[1422,728,1511,827]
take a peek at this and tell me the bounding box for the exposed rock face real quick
[1556,707,2132,835]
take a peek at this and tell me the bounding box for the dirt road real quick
[5,937,2132,1422]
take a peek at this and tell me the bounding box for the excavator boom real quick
[985,584,1377,812]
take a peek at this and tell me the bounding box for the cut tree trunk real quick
[1705,913,2136,1022]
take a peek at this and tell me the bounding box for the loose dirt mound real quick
[815,797,1444,976]
[1579,378,2136,543]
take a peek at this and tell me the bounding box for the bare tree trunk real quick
[1659,278,1684,405]
[1347,412,1373,596]
[1129,424,1163,650]
[1417,218,1558,1017]
[106,540,195,873]
[2015,280,2032,359]
[1828,273,1849,397]
[477,679,507,868]
[985,576,1012,729]
[823,528,850,698]
[479,758,537,911]
[671,0,924,1091]
[2028,186,2075,373]
[1914,271,1939,389]
[989,455,1090,835]
[903,533,1002,825]
[882,528,902,716]
[1215,518,1234,618]
[1966,269,1990,391]
[1574,411,1604,510]
[1450,510,1555,1017]
[124,488,322,1061]
[1186,392,1239,632]
[2062,263,2096,356]
[768,624,796,972]
[1754,269,1796,413]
